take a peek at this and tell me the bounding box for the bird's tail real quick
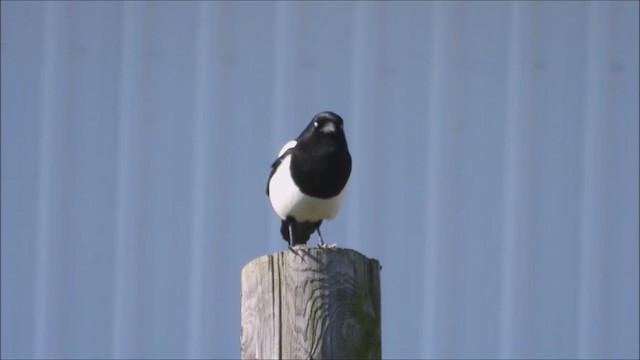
[280,218,322,246]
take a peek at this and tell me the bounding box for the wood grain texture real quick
[241,247,381,359]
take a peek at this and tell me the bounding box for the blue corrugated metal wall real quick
[2,1,638,359]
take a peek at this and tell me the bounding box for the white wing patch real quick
[278,140,297,157]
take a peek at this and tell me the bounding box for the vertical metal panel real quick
[1,1,638,359]
[423,2,454,357]
[113,1,144,357]
[578,2,610,357]
[599,2,640,357]
[346,0,381,254]
[1,1,44,356]
[528,4,586,355]
[33,2,61,357]
[499,2,535,358]
[187,2,215,357]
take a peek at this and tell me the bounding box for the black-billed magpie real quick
[266,111,352,247]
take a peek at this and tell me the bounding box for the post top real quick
[242,246,380,275]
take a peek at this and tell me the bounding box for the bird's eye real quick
[313,121,319,127]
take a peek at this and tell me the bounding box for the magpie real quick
[266,111,352,248]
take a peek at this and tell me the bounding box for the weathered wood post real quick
[241,247,381,359]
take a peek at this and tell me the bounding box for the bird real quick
[266,111,352,248]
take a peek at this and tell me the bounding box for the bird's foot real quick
[288,244,307,260]
[317,242,337,249]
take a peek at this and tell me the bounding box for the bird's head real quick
[300,111,345,138]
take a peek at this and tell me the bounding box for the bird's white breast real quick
[268,154,347,222]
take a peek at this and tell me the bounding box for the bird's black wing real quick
[266,148,294,196]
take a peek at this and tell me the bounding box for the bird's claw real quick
[317,242,337,249]
[288,244,307,261]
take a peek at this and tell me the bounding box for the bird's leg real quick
[316,227,337,249]
[288,222,305,259]
[317,227,325,246]
[289,222,294,249]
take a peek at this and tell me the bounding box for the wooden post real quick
[241,247,381,359]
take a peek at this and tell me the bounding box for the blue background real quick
[2,1,638,359]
